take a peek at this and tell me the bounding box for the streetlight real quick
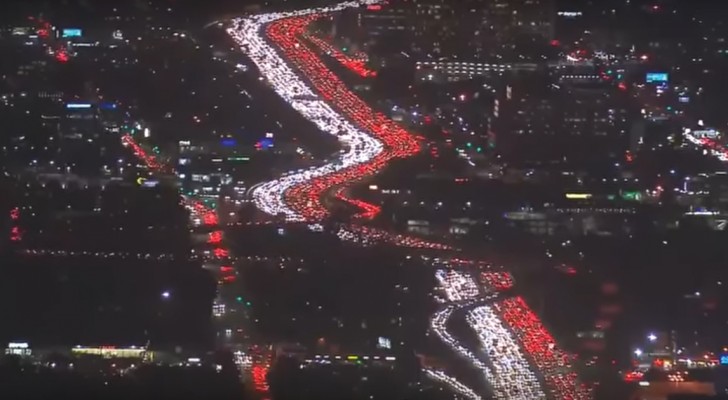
[161,291,171,299]
[648,333,657,342]
[634,348,643,357]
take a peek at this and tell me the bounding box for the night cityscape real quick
[2,0,728,399]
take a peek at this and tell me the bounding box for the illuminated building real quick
[60,102,98,141]
[356,3,408,36]
[414,60,539,82]
[410,0,455,57]
[486,0,554,40]
[56,102,118,175]
[71,345,151,360]
[353,0,456,58]
[351,0,554,61]
[494,81,634,163]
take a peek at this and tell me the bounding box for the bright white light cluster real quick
[430,305,492,372]
[335,225,453,249]
[683,128,728,162]
[435,269,480,302]
[467,306,546,400]
[227,1,382,220]
[423,368,482,400]
[431,300,517,400]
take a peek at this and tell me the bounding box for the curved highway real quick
[227,1,417,222]
[227,2,592,399]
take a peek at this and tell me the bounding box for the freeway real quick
[225,2,592,399]
[228,2,418,222]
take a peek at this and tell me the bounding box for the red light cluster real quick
[479,271,514,291]
[252,365,270,394]
[10,207,19,220]
[495,297,592,399]
[121,135,166,172]
[9,207,22,242]
[186,200,219,226]
[333,187,381,220]
[302,19,377,78]
[338,224,452,250]
[10,226,22,242]
[208,230,223,244]
[213,248,229,259]
[55,50,69,63]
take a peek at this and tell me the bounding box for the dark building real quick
[493,77,636,163]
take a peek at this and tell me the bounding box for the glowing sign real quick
[66,103,92,109]
[720,355,728,365]
[692,129,719,139]
[221,138,237,147]
[62,29,82,38]
[646,73,668,83]
[71,346,147,359]
[565,193,592,200]
[557,11,583,18]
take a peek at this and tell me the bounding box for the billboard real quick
[646,72,668,83]
[62,28,82,38]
